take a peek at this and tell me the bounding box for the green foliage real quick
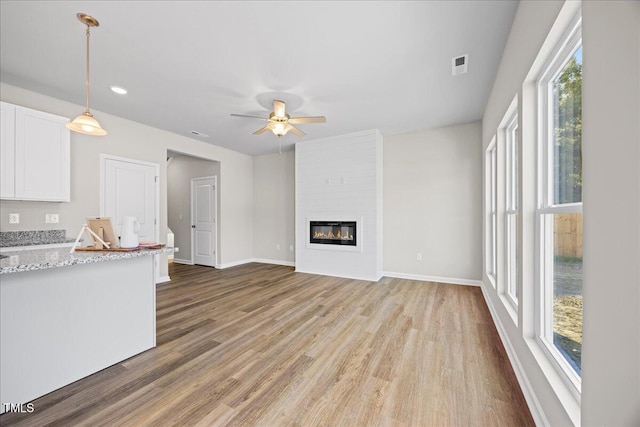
[553,56,582,204]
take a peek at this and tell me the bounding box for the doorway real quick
[167,151,221,267]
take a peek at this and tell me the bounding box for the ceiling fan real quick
[231,100,326,137]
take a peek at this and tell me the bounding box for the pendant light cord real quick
[85,25,91,114]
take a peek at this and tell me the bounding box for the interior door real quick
[103,156,157,243]
[191,176,216,267]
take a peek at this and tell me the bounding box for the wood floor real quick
[1,263,534,426]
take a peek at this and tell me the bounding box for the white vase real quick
[120,216,140,248]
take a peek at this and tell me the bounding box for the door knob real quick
[192,225,196,228]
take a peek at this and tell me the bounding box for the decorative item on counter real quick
[70,217,121,253]
[138,241,165,249]
[70,217,166,253]
[120,216,140,248]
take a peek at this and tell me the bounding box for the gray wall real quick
[581,1,640,424]
[167,155,220,263]
[383,122,482,282]
[252,151,295,265]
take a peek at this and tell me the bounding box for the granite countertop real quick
[0,230,76,248]
[0,246,173,275]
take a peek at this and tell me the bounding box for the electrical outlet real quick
[290,245,294,252]
[9,213,19,224]
[416,252,423,261]
[46,213,59,224]
[276,244,281,250]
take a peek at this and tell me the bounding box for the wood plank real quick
[0,262,534,426]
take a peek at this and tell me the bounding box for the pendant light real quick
[66,13,107,136]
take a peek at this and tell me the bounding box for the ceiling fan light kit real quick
[66,13,107,136]
[232,100,325,138]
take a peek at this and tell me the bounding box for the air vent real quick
[189,130,209,138]
[452,54,469,76]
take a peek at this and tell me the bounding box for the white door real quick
[102,156,158,244]
[191,176,216,267]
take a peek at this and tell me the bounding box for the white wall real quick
[167,155,220,263]
[481,1,640,426]
[253,151,295,265]
[383,122,482,284]
[0,83,254,276]
[295,130,383,281]
[481,1,578,425]
[581,1,640,425]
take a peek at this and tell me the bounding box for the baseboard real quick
[479,283,549,427]
[156,275,171,284]
[294,268,382,282]
[216,258,254,269]
[172,258,193,265]
[253,258,296,267]
[382,271,482,287]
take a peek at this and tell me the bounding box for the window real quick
[537,19,582,386]
[505,112,519,306]
[486,138,497,285]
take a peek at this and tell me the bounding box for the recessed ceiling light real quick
[110,85,128,95]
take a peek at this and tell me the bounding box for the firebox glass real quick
[309,221,357,246]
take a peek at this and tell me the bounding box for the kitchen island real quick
[0,246,171,409]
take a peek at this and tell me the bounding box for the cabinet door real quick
[14,106,70,202]
[0,102,16,198]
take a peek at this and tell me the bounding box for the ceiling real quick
[0,1,518,156]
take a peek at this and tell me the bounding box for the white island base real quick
[1,254,156,407]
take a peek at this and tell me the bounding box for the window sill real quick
[524,335,581,426]
[486,273,497,288]
[499,292,519,325]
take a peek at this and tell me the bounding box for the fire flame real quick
[313,231,353,240]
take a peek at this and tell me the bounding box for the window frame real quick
[535,15,583,392]
[505,111,519,308]
[486,137,497,286]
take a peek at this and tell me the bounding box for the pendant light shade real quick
[66,13,107,136]
[67,111,107,136]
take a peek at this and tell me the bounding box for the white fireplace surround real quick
[305,216,363,253]
[295,129,383,281]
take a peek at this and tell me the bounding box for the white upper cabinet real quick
[1,101,71,202]
[0,102,16,199]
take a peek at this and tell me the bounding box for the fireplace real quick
[309,221,357,246]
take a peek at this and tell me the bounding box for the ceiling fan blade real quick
[288,116,327,124]
[253,124,272,135]
[273,100,286,117]
[286,124,306,137]
[231,113,268,121]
